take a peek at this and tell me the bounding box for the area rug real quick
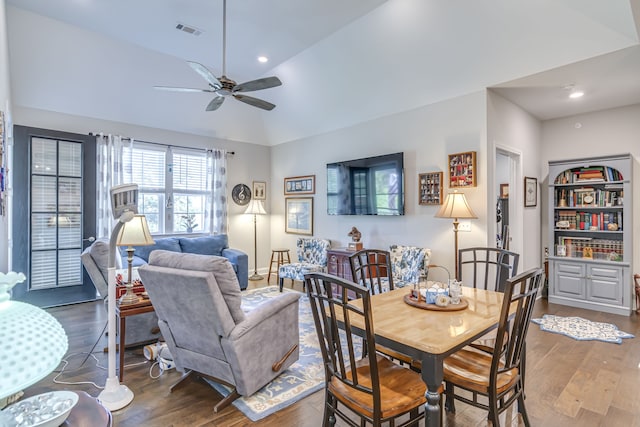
[531,314,634,344]
[206,286,360,421]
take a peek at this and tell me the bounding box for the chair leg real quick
[517,392,531,427]
[169,370,195,393]
[488,394,500,427]
[324,391,337,427]
[444,382,456,414]
[213,389,240,413]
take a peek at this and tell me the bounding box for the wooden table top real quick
[347,287,508,355]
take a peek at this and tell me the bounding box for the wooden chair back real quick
[348,249,394,295]
[458,247,520,291]
[492,267,544,384]
[304,273,382,417]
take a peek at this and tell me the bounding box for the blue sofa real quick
[121,234,249,290]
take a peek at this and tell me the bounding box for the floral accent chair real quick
[279,238,331,292]
[389,244,431,288]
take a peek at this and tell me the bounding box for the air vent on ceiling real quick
[176,23,203,36]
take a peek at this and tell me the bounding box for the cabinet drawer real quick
[556,262,584,276]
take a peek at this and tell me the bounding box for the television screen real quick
[327,152,404,215]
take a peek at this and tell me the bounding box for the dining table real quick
[344,286,513,427]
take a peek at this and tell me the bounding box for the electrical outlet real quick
[458,220,471,232]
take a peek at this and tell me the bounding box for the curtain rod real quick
[89,133,235,156]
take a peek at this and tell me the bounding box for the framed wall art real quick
[524,176,537,207]
[448,151,476,188]
[418,171,443,205]
[285,197,313,235]
[252,181,266,200]
[284,175,315,195]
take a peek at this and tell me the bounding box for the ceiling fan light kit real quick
[155,0,282,111]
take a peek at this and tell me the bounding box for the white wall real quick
[12,106,272,272]
[487,90,543,272]
[0,0,12,271]
[540,103,640,275]
[270,91,488,278]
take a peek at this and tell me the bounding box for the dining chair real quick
[457,247,520,291]
[443,267,544,427]
[348,249,419,369]
[304,272,427,427]
[458,247,520,354]
[348,248,394,295]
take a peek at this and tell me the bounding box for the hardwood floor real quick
[24,278,640,426]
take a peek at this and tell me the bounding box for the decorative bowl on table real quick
[0,391,79,427]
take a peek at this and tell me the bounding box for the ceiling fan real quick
[154,0,282,111]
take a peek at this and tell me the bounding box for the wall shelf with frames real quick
[418,171,443,205]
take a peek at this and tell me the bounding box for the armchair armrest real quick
[229,292,300,340]
[222,248,249,290]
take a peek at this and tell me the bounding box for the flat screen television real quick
[327,152,404,215]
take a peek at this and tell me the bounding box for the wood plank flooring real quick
[23,278,640,426]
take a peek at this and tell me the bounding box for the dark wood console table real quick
[116,298,155,381]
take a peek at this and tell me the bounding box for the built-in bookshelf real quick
[548,154,633,316]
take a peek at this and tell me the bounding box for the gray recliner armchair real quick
[138,250,301,412]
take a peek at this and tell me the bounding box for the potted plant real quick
[181,214,198,233]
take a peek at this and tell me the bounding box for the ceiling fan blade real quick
[206,96,225,111]
[187,61,222,89]
[154,85,216,93]
[233,94,276,111]
[233,76,282,93]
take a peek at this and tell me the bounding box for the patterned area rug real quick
[532,314,634,344]
[206,286,359,421]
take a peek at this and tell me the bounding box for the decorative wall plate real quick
[232,184,251,205]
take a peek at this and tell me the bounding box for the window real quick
[123,143,208,234]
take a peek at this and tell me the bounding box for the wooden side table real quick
[115,298,155,382]
[268,248,291,283]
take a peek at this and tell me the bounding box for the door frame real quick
[11,125,97,307]
[492,144,523,267]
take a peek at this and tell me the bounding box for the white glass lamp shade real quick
[116,214,155,247]
[0,273,68,400]
[435,191,478,219]
[244,199,267,215]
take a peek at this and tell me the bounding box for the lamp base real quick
[119,284,140,305]
[98,376,134,411]
[249,273,264,281]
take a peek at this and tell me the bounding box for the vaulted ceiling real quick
[6,0,640,146]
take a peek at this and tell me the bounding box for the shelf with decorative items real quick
[548,154,633,316]
[418,171,443,205]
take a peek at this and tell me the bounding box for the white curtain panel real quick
[206,149,228,234]
[95,134,132,238]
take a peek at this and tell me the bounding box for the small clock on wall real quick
[232,184,251,206]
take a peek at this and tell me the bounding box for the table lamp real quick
[116,214,155,304]
[0,272,68,404]
[435,190,477,279]
[244,199,267,281]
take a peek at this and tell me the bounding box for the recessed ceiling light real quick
[257,56,268,63]
[569,91,584,99]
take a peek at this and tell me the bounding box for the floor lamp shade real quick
[435,191,477,279]
[116,214,155,304]
[245,200,267,281]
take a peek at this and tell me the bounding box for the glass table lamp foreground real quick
[0,272,69,405]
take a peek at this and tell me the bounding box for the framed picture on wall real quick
[285,197,313,235]
[448,151,477,187]
[418,171,443,205]
[284,175,315,195]
[524,176,537,207]
[252,181,266,200]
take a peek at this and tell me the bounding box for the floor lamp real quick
[435,190,477,280]
[97,183,141,411]
[245,199,267,281]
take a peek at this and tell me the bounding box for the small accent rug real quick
[532,314,634,344]
[206,286,360,421]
